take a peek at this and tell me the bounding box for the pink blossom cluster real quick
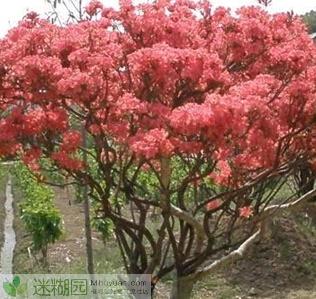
[0,0,314,185]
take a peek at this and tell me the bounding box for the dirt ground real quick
[48,186,97,273]
[190,216,316,299]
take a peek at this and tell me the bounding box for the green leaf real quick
[16,283,27,296]
[12,276,20,288]
[3,282,16,297]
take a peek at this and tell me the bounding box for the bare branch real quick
[185,229,261,282]
[263,188,316,215]
[169,204,206,253]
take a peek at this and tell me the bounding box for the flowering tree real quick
[1,0,316,297]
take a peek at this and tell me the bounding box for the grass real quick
[296,214,316,236]
[299,260,316,276]
[44,241,125,274]
[279,239,292,260]
[191,267,243,299]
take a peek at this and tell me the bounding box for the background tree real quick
[302,10,316,33]
[1,1,316,298]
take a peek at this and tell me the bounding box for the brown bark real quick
[82,125,94,274]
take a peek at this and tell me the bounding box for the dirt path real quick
[0,177,16,275]
[48,186,87,268]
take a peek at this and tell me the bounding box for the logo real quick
[3,275,27,297]
[1,274,151,298]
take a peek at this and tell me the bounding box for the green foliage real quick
[13,164,62,256]
[302,10,316,33]
[39,158,65,185]
[91,216,113,242]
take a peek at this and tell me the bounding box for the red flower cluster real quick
[129,129,174,159]
[239,206,254,218]
[85,0,103,16]
[206,199,222,212]
[0,0,314,189]
[22,148,42,172]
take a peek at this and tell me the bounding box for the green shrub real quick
[14,164,62,263]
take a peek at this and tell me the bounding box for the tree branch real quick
[184,188,316,282]
[185,229,261,282]
[169,204,206,253]
[262,188,316,216]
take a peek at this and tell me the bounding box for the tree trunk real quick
[82,125,94,274]
[83,182,94,274]
[170,277,195,299]
[41,246,49,270]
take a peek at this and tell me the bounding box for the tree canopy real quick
[302,10,316,33]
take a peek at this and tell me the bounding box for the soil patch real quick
[190,215,316,299]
